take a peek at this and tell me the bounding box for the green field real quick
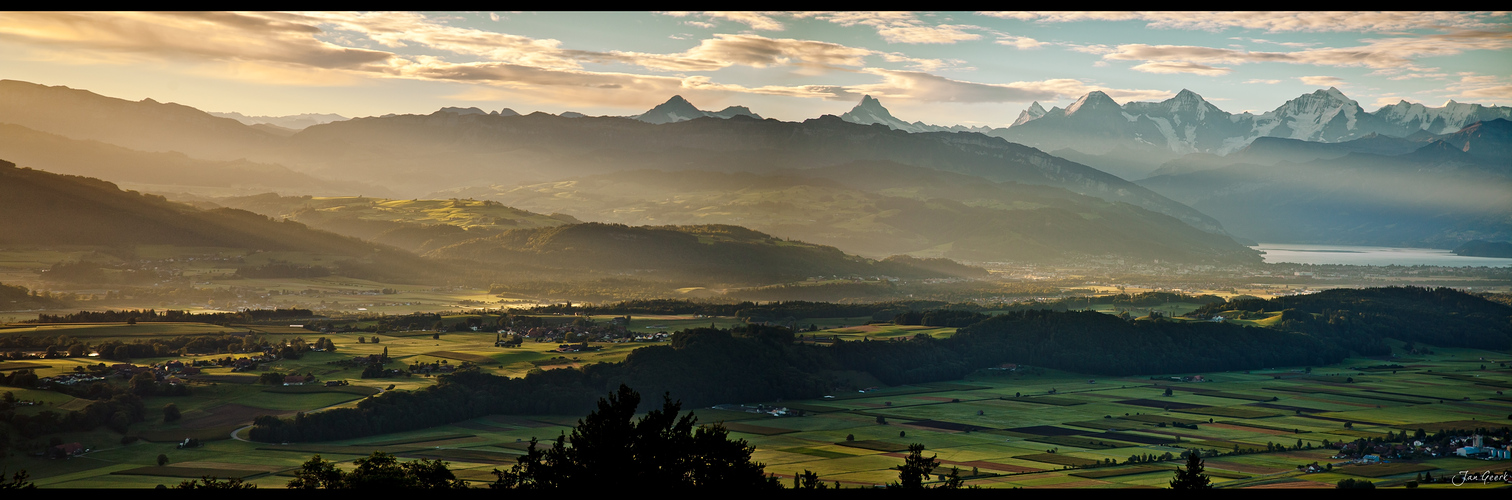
[4,321,1512,489]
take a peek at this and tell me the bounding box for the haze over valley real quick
[0,12,1509,491]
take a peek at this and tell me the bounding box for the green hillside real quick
[428,223,970,284]
[436,162,1260,265]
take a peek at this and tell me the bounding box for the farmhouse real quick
[52,442,85,458]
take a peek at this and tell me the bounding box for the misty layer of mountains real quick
[0,160,990,286]
[838,87,1511,181]
[0,78,1506,261]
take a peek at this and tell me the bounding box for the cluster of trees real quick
[288,452,466,489]
[251,288,1496,443]
[0,282,69,310]
[129,371,190,397]
[31,307,318,324]
[2,392,144,437]
[251,315,1328,442]
[234,262,332,279]
[1188,287,1511,352]
[492,385,774,489]
[892,309,990,327]
[95,333,273,360]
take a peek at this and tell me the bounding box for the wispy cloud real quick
[1243,79,1281,84]
[978,11,1511,33]
[1298,75,1345,86]
[794,12,983,44]
[1094,30,1512,74]
[661,11,786,31]
[995,36,1047,49]
[1130,61,1232,76]
[848,69,1173,103]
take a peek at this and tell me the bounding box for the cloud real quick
[684,21,714,29]
[1095,31,1512,73]
[979,11,1511,33]
[660,11,785,31]
[1386,72,1449,80]
[1130,61,1232,76]
[1299,75,1345,86]
[672,34,874,69]
[1240,37,1315,48]
[1244,79,1281,84]
[848,69,1172,103]
[0,12,392,71]
[995,36,1047,49]
[1444,74,1512,102]
[795,12,983,44]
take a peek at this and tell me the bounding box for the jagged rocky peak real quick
[635,95,707,124]
[840,94,901,122]
[1065,91,1120,115]
[1011,101,1048,127]
[636,95,761,123]
[1168,89,1206,107]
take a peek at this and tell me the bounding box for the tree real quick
[794,470,827,489]
[288,455,344,489]
[890,444,938,489]
[158,454,169,466]
[0,470,35,490]
[491,384,772,490]
[287,453,465,489]
[1169,450,1211,489]
[174,476,256,489]
[163,403,181,423]
[1337,478,1375,489]
[346,452,464,489]
[939,466,964,489]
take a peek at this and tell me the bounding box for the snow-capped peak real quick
[1066,91,1119,116]
[1011,101,1048,127]
[840,95,903,125]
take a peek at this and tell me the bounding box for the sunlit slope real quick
[0,123,370,196]
[427,223,972,284]
[0,79,280,161]
[201,193,577,253]
[436,162,1261,264]
[0,160,443,281]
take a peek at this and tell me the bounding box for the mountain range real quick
[838,87,1512,181]
[1,77,1505,256]
[1137,120,1512,247]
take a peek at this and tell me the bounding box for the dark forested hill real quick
[0,160,443,282]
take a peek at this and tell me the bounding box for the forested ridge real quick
[239,287,1512,442]
[1188,286,1512,353]
[249,313,1324,442]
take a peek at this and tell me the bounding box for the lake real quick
[1252,243,1512,267]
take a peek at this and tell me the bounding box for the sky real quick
[1,11,1509,128]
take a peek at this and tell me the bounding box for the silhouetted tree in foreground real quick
[889,444,961,489]
[1170,450,1212,489]
[174,476,256,489]
[0,470,35,490]
[288,452,466,489]
[491,384,776,489]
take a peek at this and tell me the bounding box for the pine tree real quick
[890,444,938,489]
[1170,450,1212,489]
